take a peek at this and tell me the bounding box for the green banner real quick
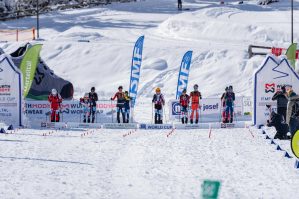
[291,130,299,158]
[20,44,42,97]
[286,43,297,69]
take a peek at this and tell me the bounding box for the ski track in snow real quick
[0,128,298,198]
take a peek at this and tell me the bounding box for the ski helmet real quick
[118,86,123,90]
[194,84,198,90]
[156,87,161,93]
[182,89,187,93]
[51,88,57,95]
[91,87,95,92]
[225,87,229,91]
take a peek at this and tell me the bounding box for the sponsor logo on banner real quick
[265,83,275,93]
[103,123,137,129]
[144,124,173,129]
[202,103,219,111]
[40,122,55,128]
[264,83,292,93]
[174,124,201,129]
[0,85,11,95]
[172,101,181,115]
[140,124,146,129]
[221,123,235,128]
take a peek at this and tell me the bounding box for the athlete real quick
[88,87,98,123]
[48,88,62,122]
[80,93,91,123]
[111,86,126,123]
[190,84,202,124]
[152,88,165,124]
[223,85,235,123]
[179,89,190,124]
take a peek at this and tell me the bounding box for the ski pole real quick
[111,100,113,123]
[151,103,154,124]
[163,105,167,124]
[199,107,202,124]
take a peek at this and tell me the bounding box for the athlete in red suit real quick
[48,88,62,122]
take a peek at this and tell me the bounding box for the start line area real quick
[39,121,250,130]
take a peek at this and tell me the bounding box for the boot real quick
[83,118,86,123]
[230,116,233,123]
[117,112,120,123]
[160,120,163,124]
[155,113,158,124]
[190,119,193,124]
[181,118,184,124]
[185,118,188,124]
[195,119,198,124]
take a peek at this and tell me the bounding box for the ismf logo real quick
[172,101,181,115]
[265,83,275,93]
[0,85,11,95]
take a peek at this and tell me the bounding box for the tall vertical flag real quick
[20,44,42,98]
[286,43,297,69]
[175,51,193,99]
[129,36,144,108]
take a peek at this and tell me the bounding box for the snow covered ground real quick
[0,127,298,199]
[1,0,299,198]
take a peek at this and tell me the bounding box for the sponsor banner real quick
[253,55,299,126]
[211,121,245,128]
[0,54,23,126]
[175,51,193,99]
[20,44,42,98]
[129,36,144,108]
[103,123,137,129]
[26,100,117,123]
[139,124,173,130]
[41,122,102,129]
[169,97,248,122]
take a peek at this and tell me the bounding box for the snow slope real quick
[0,127,298,199]
[1,0,299,102]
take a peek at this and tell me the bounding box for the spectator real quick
[272,85,288,121]
[286,87,299,137]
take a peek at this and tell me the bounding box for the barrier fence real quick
[0,28,35,42]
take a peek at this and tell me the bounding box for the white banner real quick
[253,55,299,126]
[169,97,250,122]
[0,54,23,126]
[25,100,118,123]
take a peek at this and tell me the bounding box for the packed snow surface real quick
[0,127,298,199]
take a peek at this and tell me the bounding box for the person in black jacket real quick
[178,0,182,10]
[88,87,98,123]
[272,85,288,121]
[289,98,299,137]
[267,111,289,139]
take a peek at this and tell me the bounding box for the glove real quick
[110,98,113,100]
